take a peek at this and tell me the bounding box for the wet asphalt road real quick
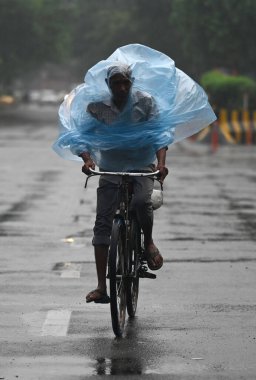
[0,104,256,379]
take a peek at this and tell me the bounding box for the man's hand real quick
[79,152,95,175]
[82,159,95,175]
[156,164,168,184]
[156,147,168,184]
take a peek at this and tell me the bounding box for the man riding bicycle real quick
[81,64,167,303]
[53,44,216,305]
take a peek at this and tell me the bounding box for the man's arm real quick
[156,147,168,184]
[79,103,98,174]
[142,95,168,183]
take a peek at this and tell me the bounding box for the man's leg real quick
[94,245,109,291]
[132,177,163,269]
[86,178,119,302]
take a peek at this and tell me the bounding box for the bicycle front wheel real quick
[108,218,127,337]
[126,217,140,317]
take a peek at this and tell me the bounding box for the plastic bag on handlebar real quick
[151,189,163,210]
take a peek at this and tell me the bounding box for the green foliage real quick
[71,0,179,78]
[1,0,256,90]
[0,0,73,88]
[201,71,256,109]
[171,0,256,78]
[72,0,135,73]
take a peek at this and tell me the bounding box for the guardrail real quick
[193,109,256,152]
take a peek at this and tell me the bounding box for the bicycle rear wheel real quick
[108,218,127,337]
[126,217,140,317]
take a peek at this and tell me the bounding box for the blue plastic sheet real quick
[53,44,216,171]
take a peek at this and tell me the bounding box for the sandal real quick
[86,288,110,304]
[144,247,163,271]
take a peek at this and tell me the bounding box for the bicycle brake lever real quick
[84,174,94,189]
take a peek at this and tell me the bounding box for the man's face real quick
[109,74,132,102]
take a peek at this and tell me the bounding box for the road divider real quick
[192,108,256,151]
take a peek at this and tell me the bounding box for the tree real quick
[0,0,73,90]
[71,0,136,77]
[171,0,256,78]
[71,0,182,80]
[201,70,256,110]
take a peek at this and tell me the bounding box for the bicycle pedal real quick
[139,271,156,279]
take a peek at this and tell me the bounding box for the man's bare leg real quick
[143,226,163,269]
[95,245,108,290]
[133,177,163,270]
[86,245,108,302]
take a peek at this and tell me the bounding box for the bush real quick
[200,70,256,110]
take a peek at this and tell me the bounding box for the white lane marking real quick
[41,310,71,336]
[61,270,81,278]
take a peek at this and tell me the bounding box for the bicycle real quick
[85,169,161,337]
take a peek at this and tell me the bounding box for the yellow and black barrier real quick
[194,109,256,147]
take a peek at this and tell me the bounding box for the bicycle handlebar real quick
[89,168,160,177]
[84,168,160,189]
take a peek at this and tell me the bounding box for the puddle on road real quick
[62,237,75,244]
[68,318,206,377]
[93,356,143,375]
[53,261,84,272]
[60,229,93,247]
[0,354,205,378]
[4,349,204,377]
[61,237,86,247]
[91,356,206,376]
[16,312,208,378]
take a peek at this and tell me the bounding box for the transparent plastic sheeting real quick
[53,44,216,171]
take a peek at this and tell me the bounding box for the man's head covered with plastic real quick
[105,63,133,106]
